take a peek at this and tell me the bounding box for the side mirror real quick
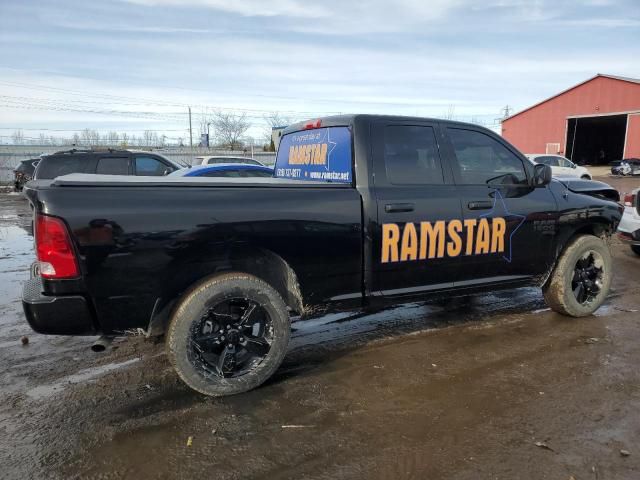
[570,163,576,169]
[163,168,171,176]
[532,163,552,187]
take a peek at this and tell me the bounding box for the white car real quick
[195,155,266,166]
[618,187,640,256]
[526,154,592,180]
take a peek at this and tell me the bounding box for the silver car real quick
[618,187,640,256]
[526,154,592,180]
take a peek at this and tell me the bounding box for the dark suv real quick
[13,158,40,191]
[33,149,182,180]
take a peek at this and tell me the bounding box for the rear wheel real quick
[167,272,290,396]
[632,245,640,256]
[581,175,591,180]
[543,235,612,317]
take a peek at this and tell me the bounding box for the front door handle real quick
[468,200,493,210]
[385,203,414,213]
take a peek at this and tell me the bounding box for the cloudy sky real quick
[0,0,638,144]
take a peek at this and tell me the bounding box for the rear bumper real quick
[22,277,96,335]
[618,230,640,246]
[618,208,640,245]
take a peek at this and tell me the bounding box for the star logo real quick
[320,128,337,172]
[479,189,526,263]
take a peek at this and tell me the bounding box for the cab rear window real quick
[274,126,352,183]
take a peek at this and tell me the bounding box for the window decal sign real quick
[381,190,526,264]
[382,217,507,263]
[275,127,352,183]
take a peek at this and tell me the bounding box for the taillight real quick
[304,119,322,130]
[623,193,636,207]
[35,214,79,279]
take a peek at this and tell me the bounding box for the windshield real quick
[274,126,352,183]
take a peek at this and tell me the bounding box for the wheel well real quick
[146,248,305,337]
[541,221,612,288]
[571,222,611,239]
[223,248,305,316]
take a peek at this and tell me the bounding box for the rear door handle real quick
[468,201,493,210]
[385,203,415,213]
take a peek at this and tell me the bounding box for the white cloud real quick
[560,18,640,27]
[122,0,467,32]
[123,0,329,18]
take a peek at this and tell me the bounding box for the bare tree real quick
[80,129,100,147]
[107,131,119,146]
[263,112,292,147]
[80,129,92,146]
[38,133,48,145]
[120,133,129,147]
[442,105,456,120]
[11,130,24,145]
[212,112,250,150]
[143,130,155,147]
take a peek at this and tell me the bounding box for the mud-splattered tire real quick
[167,272,290,396]
[632,245,640,256]
[543,235,612,317]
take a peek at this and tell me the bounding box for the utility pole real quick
[188,106,193,165]
[188,107,193,148]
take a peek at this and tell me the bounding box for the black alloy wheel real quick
[571,251,604,305]
[188,298,273,378]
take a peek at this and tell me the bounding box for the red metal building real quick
[502,74,640,165]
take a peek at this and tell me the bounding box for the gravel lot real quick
[1,175,639,479]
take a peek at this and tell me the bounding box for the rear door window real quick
[95,157,130,175]
[274,126,352,183]
[135,155,170,176]
[536,156,560,167]
[35,156,88,179]
[384,125,444,184]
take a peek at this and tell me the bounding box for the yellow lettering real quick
[491,217,506,253]
[464,219,477,255]
[475,218,490,254]
[382,224,400,263]
[447,220,463,257]
[319,143,328,165]
[420,221,445,259]
[400,223,418,261]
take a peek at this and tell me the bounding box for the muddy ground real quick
[1,176,639,480]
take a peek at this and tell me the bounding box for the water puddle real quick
[593,303,616,317]
[26,358,141,400]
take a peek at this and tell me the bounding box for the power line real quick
[0,80,343,116]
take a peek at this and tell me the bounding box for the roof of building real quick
[503,74,640,123]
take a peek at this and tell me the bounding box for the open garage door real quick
[565,114,627,165]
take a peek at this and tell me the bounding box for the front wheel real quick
[167,272,291,396]
[543,235,612,317]
[581,175,591,180]
[632,245,640,256]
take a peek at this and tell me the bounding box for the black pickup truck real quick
[22,115,623,396]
